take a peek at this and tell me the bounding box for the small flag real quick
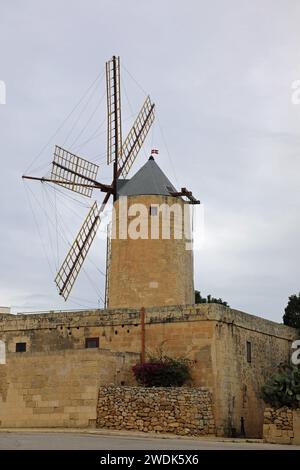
[151,149,159,155]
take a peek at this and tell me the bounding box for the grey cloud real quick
[1,0,300,321]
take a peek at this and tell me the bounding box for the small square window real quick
[16,342,26,353]
[246,341,252,363]
[85,337,99,349]
[150,205,158,216]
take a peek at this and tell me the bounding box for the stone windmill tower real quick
[106,154,200,309]
[23,56,200,308]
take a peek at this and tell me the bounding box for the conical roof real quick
[117,156,177,197]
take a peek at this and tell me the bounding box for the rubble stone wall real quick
[263,407,300,445]
[97,386,215,436]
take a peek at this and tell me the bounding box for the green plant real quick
[261,363,300,409]
[132,352,192,387]
[283,293,300,330]
[195,290,229,307]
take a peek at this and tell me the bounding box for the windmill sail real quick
[51,145,99,198]
[55,201,101,300]
[118,96,155,178]
[24,55,155,303]
[106,56,122,165]
[104,221,112,309]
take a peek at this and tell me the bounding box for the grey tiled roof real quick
[117,157,177,197]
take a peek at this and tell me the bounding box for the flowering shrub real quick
[132,357,191,387]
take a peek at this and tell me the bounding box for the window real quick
[85,337,99,349]
[149,205,158,216]
[16,342,26,353]
[246,341,252,363]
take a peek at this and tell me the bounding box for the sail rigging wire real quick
[88,152,107,163]
[29,162,52,176]
[23,182,55,278]
[69,295,103,307]
[122,64,178,187]
[43,183,107,279]
[150,117,156,151]
[121,75,148,161]
[45,186,91,223]
[44,180,91,209]
[121,76,135,116]
[72,108,139,157]
[41,184,58,271]
[157,115,180,187]
[44,187,114,280]
[54,187,60,270]
[24,70,104,174]
[62,74,105,148]
[25,182,62,276]
[69,89,106,150]
[67,296,104,309]
[71,120,106,152]
[121,63,148,97]
[24,180,105,304]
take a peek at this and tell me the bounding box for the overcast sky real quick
[1,0,300,322]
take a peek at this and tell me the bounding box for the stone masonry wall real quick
[0,304,296,435]
[0,349,138,428]
[97,386,215,436]
[108,195,194,309]
[211,307,297,437]
[263,407,300,445]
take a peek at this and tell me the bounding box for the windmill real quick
[22,56,155,303]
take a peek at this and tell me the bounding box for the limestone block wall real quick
[211,306,297,438]
[0,349,138,428]
[263,407,300,445]
[0,306,218,389]
[97,386,215,436]
[108,195,194,309]
[0,304,297,436]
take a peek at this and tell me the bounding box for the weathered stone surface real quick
[107,195,194,309]
[0,303,297,437]
[263,407,300,445]
[97,386,215,437]
[0,349,138,428]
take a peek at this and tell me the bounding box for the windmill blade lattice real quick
[51,146,99,198]
[118,95,155,178]
[55,201,101,300]
[106,56,122,165]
